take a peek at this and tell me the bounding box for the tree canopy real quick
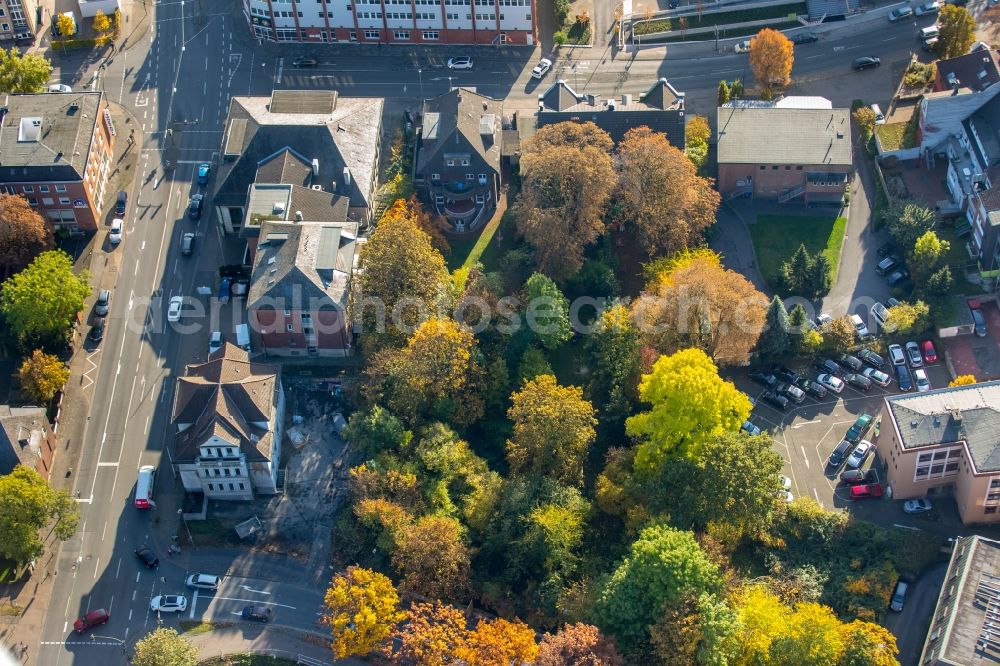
[0,465,79,563]
[937,5,976,59]
[524,272,573,350]
[0,193,53,274]
[885,200,935,250]
[132,627,198,666]
[392,515,471,600]
[0,48,52,93]
[749,28,794,89]
[910,230,950,283]
[323,566,406,658]
[537,623,624,666]
[394,601,469,665]
[19,349,69,403]
[1,250,90,347]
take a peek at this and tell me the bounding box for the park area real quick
[749,213,848,288]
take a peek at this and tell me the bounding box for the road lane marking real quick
[115,558,121,579]
[213,596,297,609]
[800,446,810,468]
[94,557,100,579]
[190,590,199,619]
[792,419,822,428]
[241,585,271,595]
[97,462,119,467]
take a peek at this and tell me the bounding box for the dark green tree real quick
[717,80,730,106]
[757,296,790,359]
[925,265,954,296]
[517,346,554,385]
[730,79,744,98]
[885,200,936,251]
[344,406,412,459]
[809,253,833,296]
[586,304,641,432]
[780,244,814,295]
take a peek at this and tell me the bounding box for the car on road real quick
[846,440,874,468]
[850,314,870,338]
[887,268,911,286]
[73,608,109,633]
[814,358,844,376]
[134,546,158,569]
[197,163,211,185]
[115,190,127,216]
[242,605,272,622]
[971,306,988,337]
[47,83,72,93]
[531,58,552,79]
[109,218,123,246]
[853,56,881,70]
[95,289,110,317]
[888,6,913,20]
[741,420,762,436]
[905,341,923,367]
[447,56,473,69]
[895,364,914,391]
[792,31,818,44]
[888,344,906,366]
[167,296,184,323]
[795,378,828,399]
[923,36,939,52]
[291,57,318,67]
[915,0,940,13]
[890,580,909,612]
[734,39,751,53]
[851,483,884,499]
[903,498,933,514]
[875,254,900,276]
[830,439,854,467]
[777,382,806,403]
[858,348,885,368]
[922,339,938,364]
[89,317,105,343]
[818,373,845,393]
[914,368,931,392]
[150,595,187,613]
[749,371,777,388]
[772,365,801,385]
[846,413,873,443]
[761,390,790,411]
[188,194,203,220]
[838,353,863,372]
[846,373,873,391]
[862,366,892,387]
[208,331,223,355]
[185,573,221,590]
[181,232,195,256]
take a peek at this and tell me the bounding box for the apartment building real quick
[0,92,115,232]
[0,0,38,44]
[241,0,535,45]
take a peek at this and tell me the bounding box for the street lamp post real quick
[177,508,193,546]
[418,68,424,101]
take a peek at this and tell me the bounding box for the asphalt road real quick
[34,2,938,664]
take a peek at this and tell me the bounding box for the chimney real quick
[607,99,616,111]
[343,167,351,186]
[312,158,320,176]
[587,94,598,106]
[294,210,303,222]
[622,94,632,105]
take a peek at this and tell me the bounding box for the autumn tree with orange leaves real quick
[536,623,624,666]
[0,193,52,274]
[380,196,452,257]
[392,515,472,600]
[749,28,794,90]
[393,601,469,665]
[457,617,539,666]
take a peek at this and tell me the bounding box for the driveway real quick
[884,562,948,666]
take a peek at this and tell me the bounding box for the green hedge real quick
[634,2,806,35]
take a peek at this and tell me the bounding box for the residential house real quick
[240,0,535,45]
[919,535,1000,664]
[933,43,1000,93]
[716,102,852,205]
[171,343,285,500]
[214,90,383,234]
[414,87,502,232]
[536,78,686,147]
[247,216,359,358]
[0,91,115,232]
[877,380,1000,525]
[0,405,55,479]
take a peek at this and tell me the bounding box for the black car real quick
[846,373,873,391]
[857,348,885,368]
[853,56,881,70]
[838,353,863,372]
[134,547,158,569]
[761,390,790,411]
[187,194,203,220]
[242,605,272,622]
[771,365,801,385]
[875,254,901,276]
[749,371,777,388]
[876,242,896,258]
[887,268,911,287]
[89,317,105,343]
[814,358,844,377]
[895,364,914,391]
[792,32,818,44]
[796,378,828,399]
[115,190,127,216]
[840,468,874,485]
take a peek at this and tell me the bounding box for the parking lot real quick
[735,355,952,511]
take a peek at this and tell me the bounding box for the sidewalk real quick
[186,626,366,665]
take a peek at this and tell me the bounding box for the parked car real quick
[180,232,195,256]
[772,365,801,385]
[847,373,873,391]
[134,546,158,569]
[888,344,906,366]
[779,475,792,490]
[840,468,872,484]
[95,289,110,317]
[815,312,833,327]
[857,348,885,368]
[776,489,794,502]
[115,190,127,216]
[850,314,870,338]
[73,608,109,633]
[887,297,901,307]
[187,194,203,219]
[749,371,777,388]
[167,296,184,323]
[851,483,884,499]
[890,580,909,612]
[109,218,123,246]
[447,56,473,69]
[792,31,818,44]
[185,573,221,591]
[870,103,886,124]
[829,439,854,467]
[877,242,896,258]
[741,420,762,436]
[818,373,845,394]
[923,36,939,52]
[887,268,911,287]
[862,366,892,387]
[971,306,988,337]
[846,413,873,443]
[846,440,874,468]
[915,1,940,14]
[903,498,933,514]
[291,56,319,67]
[905,341,923,367]
[531,58,552,79]
[914,368,931,392]
[796,378,828,399]
[871,302,891,331]
[47,83,72,93]
[875,254,900,276]
[197,163,211,185]
[150,595,187,613]
[761,390,790,411]
[888,6,914,20]
[895,364,914,391]
[777,382,806,403]
[921,339,938,364]
[853,56,881,70]
[242,605,272,622]
[89,317,105,343]
[208,331,223,355]
[814,358,844,376]
[838,353,863,372]
[734,39,751,53]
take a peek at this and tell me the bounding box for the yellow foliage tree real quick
[394,601,469,665]
[19,349,69,403]
[92,10,111,33]
[950,374,977,387]
[323,566,405,658]
[749,28,794,90]
[55,13,76,37]
[457,617,539,666]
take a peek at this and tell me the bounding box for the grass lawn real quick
[451,208,518,289]
[749,214,848,287]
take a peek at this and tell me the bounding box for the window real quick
[55,185,66,192]
[759,165,765,170]
[22,186,32,193]
[476,194,484,203]
[284,306,291,316]
[393,30,410,40]
[461,159,470,166]
[364,29,380,39]
[287,324,294,332]
[239,482,245,490]
[446,159,455,166]
[915,447,962,482]
[478,173,487,181]
[2,24,9,32]
[431,173,440,181]
[39,185,49,193]
[423,31,439,39]
[208,483,214,491]
[350,31,358,40]
[59,197,71,205]
[27,198,36,206]
[229,483,235,491]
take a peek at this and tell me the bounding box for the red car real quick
[851,483,884,499]
[921,340,938,364]
[73,608,109,633]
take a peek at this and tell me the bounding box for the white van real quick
[135,465,155,509]
[871,302,890,329]
[919,25,940,41]
[235,324,251,352]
